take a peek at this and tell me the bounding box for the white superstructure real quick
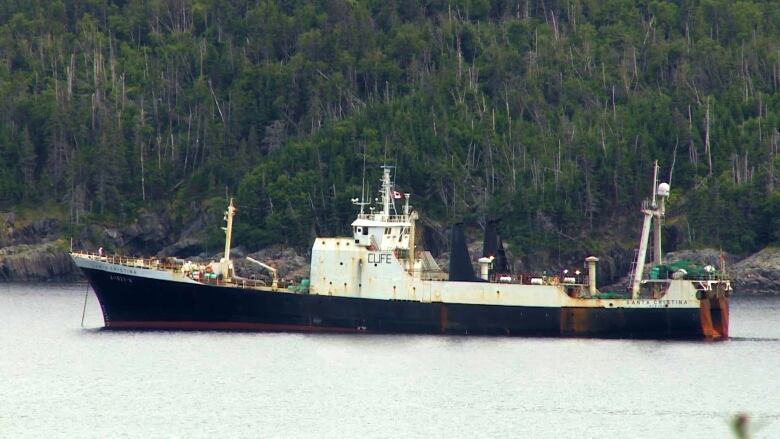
[348,166,436,275]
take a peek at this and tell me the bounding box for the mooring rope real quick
[80,285,89,328]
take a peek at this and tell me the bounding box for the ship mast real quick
[352,158,371,214]
[654,176,670,262]
[406,194,417,271]
[630,161,670,298]
[222,198,236,280]
[380,165,393,220]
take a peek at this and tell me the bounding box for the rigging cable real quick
[81,284,90,328]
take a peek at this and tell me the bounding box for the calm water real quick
[1,283,779,438]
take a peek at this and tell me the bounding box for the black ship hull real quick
[80,266,724,339]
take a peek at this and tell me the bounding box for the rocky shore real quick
[730,247,780,296]
[0,241,79,282]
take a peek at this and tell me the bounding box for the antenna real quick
[651,160,659,208]
[361,143,367,214]
[380,165,395,218]
[352,151,371,214]
[391,166,400,216]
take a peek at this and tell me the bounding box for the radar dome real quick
[657,182,670,197]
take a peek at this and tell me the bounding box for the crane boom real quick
[246,257,279,288]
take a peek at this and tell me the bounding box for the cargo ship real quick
[72,163,731,338]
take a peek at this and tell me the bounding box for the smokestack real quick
[449,223,476,281]
[482,221,498,257]
[482,220,509,273]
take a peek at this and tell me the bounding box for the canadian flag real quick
[392,190,404,199]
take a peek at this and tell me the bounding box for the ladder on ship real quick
[626,248,639,291]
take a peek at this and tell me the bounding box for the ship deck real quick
[70,252,278,291]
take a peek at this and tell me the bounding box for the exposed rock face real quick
[119,210,173,255]
[0,241,78,281]
[156,206,211,257]
[233,245,310,282]
[731,248,780,296]
[0,214,77,281]
[664,249,738,267]
[156,238,205,258]
[69,209,174,257]
[1,214,63,247]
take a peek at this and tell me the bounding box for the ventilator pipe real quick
[586,256,599,295]
[478,256,494,281]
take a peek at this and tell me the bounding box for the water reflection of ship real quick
[72,162,731,338]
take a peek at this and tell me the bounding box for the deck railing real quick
[72,251,287,290]
[355,214,410,223]
[72,251,182,272]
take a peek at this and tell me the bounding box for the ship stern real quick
[699,296,729,339]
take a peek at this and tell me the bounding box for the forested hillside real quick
[2,0,780,265]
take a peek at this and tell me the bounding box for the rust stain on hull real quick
[560,303,730,339]
[716,297,730,338]
[560,307,591,335]
[699,297,729,339]
[560,307,626,336]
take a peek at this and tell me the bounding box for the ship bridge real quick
[337,166,442,278]
[352,214,413,251]
[350,166,416,253]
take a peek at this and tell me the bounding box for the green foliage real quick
[1,0,780,257]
